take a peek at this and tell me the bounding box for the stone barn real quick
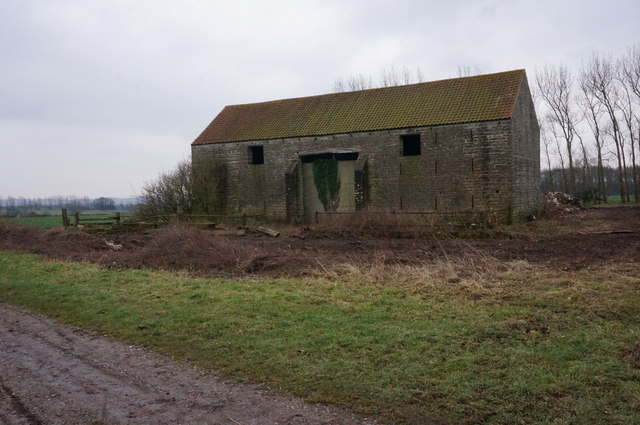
[191,69,540,223]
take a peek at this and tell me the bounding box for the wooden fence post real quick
[73,211,79,226]
[114,212,121,225]
[61,209,68,227]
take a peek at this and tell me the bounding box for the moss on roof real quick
[192,69,525,145]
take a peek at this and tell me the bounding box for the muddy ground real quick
[0,303,382,425]
[1,206,639,277]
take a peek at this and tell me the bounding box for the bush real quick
[136,160,194,218]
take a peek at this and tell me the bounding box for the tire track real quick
[0,303,384,425]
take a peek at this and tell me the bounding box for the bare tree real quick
[541,128,556,191]
[535,64,580,196]
[332,66,426,93]
[618,71,639,202]
[457,65,482,77]
[581,53,629,203]
[621,44,640,202]
[545,116,569,192]
[136,159,194,218]
[578,75,608,203]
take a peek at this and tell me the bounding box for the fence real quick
[124,213,264,226]
[62,209,121,227]
[62,209,265,229]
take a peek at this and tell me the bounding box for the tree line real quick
[0,196,133,216]
[535,44,640,203]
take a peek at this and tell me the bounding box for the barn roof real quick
[192,69,526,145]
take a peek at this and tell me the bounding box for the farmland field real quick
[0,206,638,424]
[0,211,130,228]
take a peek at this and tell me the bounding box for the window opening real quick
[402,134,421,156]
[249,146,264,165]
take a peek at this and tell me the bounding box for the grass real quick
[0,212,130,228]
[0,252,638,424]
[1,215,65,227]
[585,195,640,206]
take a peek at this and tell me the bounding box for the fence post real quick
[114,212,121,225]
[61,209,68,227]
[73,211,79,226]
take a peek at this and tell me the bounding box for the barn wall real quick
[510,74,541,219]
[191,118,526,223]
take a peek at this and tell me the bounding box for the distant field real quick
[0,212,131,228]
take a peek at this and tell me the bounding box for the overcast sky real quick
[1,0,638,198]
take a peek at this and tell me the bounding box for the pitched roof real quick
[192,69,525,145]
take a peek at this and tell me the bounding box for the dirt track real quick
[0,303,383,425]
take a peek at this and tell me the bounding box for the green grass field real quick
[0,212,130,228]
[0,251,638,424]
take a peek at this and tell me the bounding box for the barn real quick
[191,69,540,224]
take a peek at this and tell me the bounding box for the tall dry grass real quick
[310,240,534,293]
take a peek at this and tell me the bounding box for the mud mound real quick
[98,224,296,275]
[0,222,107,259]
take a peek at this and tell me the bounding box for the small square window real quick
[249,145,264,165]
[402,134,421,156]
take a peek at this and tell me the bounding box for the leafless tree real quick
[332,66,426,92]
[457,65,482,77]
[578,80,608,203]
[621,44,640,202]
[618,71,639,202]
[581,53,629,202]
[535,64,580,196]
[541,127,556,191]
[136,159,194,218]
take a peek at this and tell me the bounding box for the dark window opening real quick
[300,152,358,163]
[402,134,421,156]
[249,146,264,165]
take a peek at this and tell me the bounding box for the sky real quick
[1,0,638,199]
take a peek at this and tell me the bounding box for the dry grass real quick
[101,223,273,274]
[311,239,523,294]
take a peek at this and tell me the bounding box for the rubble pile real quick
[543,192,586,215]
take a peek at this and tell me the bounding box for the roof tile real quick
[192,69,525,145]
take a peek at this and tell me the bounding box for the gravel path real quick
[0,302,384,425]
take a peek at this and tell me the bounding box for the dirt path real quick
[0,303,384,425]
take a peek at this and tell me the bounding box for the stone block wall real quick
[192,121,537,223]
[510,75,541,218]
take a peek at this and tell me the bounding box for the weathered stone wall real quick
[510,75,541,218]
[191,111,538,223]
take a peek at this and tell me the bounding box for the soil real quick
[1,206,639,277]
[1,206,639,424]
[0,303,382,425]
